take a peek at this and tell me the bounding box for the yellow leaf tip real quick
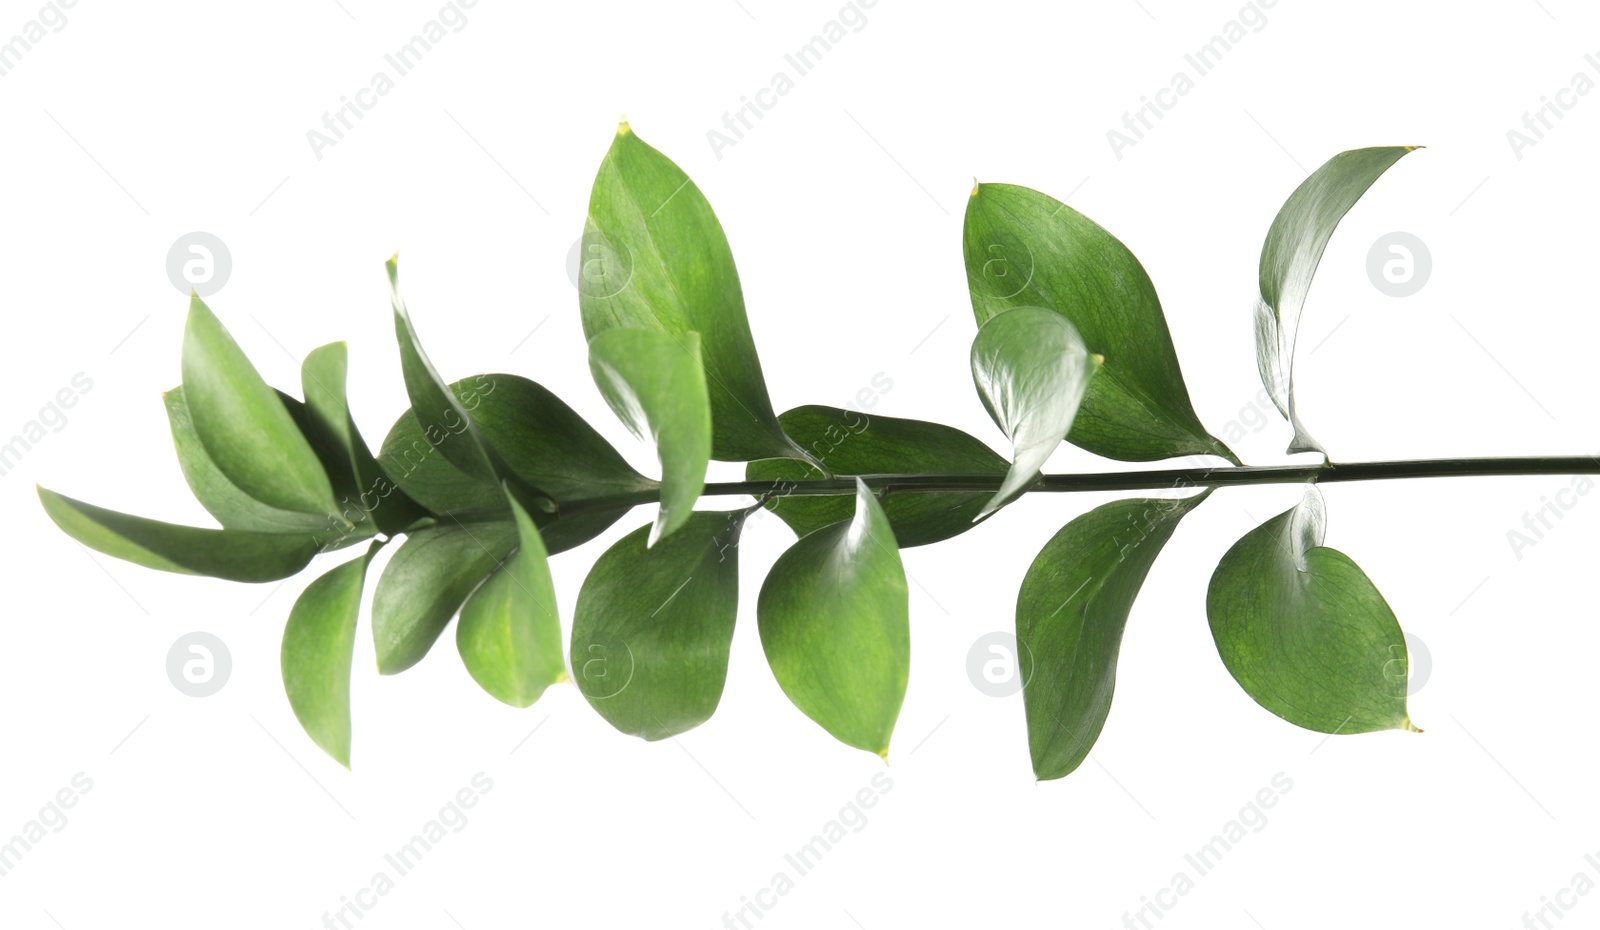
[970,177,980,197]
[618,115,631,135]
[1401,716,1424,733]
[556,670,570,684]
[1403,145,1426,151]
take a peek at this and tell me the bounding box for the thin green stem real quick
[461,455,1600,525]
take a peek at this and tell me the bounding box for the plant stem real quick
[538,455,1599,522]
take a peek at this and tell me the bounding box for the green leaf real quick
[457,493,565,707]
[745,406,1008,547]
[386,255,509,486]
[1206,485,1416,734]
[301,342,427,535]
[38,487,318,583]
[581,123,800,463]
[964,183,1237,464]
[371,517,518,674]
[971,307,1100,518]
[281,542,378,768]
[377,374,654,515]
[1019,492,1209,781]
[180,294,342,520]
[1255,146,1421,456]
[164,388,330,534]
[571,510,744,740]
[588,328,711,546]
[757,479,909,757]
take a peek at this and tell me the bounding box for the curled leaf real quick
[971,307,1099,518]
[1255,146,1420,455]
[588,328,712,546]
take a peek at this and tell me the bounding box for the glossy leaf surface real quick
[1019,492,1208,780]
[1206,485,1415,734]
[580,124,797,462]
[281,543,377,767]
[970,307,1098,518]
[588,328,711,545]
[371,517,518,674]
[38,487,317,583]
[964,183,1236,464]
[180,295,341,520]
[457,494,565,707]
[746,406,1008,547]
[758,479,908,756]
[571,511,744,740]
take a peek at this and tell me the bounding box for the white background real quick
[1,1,1597,928]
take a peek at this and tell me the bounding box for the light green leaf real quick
[371,517,518,674]
[971,307,1099,518]
[301,342,428,535]
[282,542,378,768]
[165,388,330,534]
[457,493,565,707]
[571,511,744,740]
[581,123,800,463]
[588,328,711,546]
[1019,492,1209,781]
[757,479,909,757]
[1206,485,1416,734]
[965,183,1237,464]
[180,294,342,520]
[377,374,654,514]
[386,255,509,486]
[1255,146,1421,455]
[38,487,318,583]
[745,406,1008,547]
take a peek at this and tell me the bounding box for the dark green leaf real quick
[165,388,330,534]
[38,487,318,583]
[1206,485,1416,734]
[371,516,518,674]
[758,479,908,757]
[588,328,711,545]
[377,374,652,513]
[581,123,801,463]
[746,406,1007,547]
[971,307,1099,517]
[386,255,508,486]
[571,510,744,740]
[282,542,378,768]
[964,183,1237,464]
[1019,492,1209,781]
[301,342,427,535]
[457,493,565,707]
[1255,146,1421,455]
[180,294,343,520]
